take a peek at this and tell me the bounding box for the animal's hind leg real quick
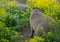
[30,28,34,37]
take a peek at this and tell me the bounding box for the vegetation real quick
[0,0,60,42]
[25,32,56,42]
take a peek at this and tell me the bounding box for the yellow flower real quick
[1,39,9,42]
[0,8,6,14]
[0,22,4,26]
[27,0,57,10]
[48,32,52,34]
[29,39,37,42]
[7,1,17,7]
[5,27,10,31]
[20,14,24,16]
[9,16,12,19]
[15,31,18,34]
[58,20,60,22]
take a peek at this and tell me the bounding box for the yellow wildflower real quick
[15,31,18,34]
[20,14,24,16]
[5,27,10,31]
[48,32,52,34]
[7,1,17,7]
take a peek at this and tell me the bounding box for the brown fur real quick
[30,9,55,37]
[57,0,60,3]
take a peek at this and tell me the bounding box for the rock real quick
[17,0,26,3]
[15,2,28,11]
